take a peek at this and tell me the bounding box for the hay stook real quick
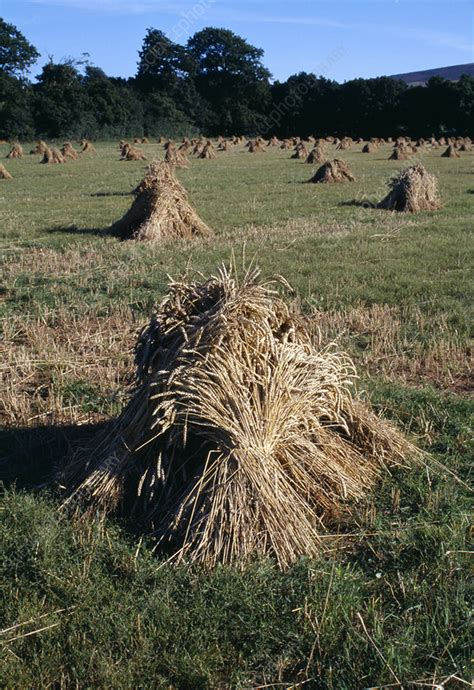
[0,163,12,179]
[61,265,419,569]
[378,163,441,212]
[308,158,355,183]
[110,161,212,242]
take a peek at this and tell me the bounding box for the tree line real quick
[1,18,473,140]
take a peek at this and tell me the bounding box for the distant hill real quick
[390,63,474,86]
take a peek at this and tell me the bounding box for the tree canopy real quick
[1,19,473,140]
[0,17,39,76]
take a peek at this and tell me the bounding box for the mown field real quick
[0,139,472,689]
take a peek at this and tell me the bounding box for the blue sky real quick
[3,0,473,82]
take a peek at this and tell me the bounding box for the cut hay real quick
[306,146,327,164]
[41,146,66,164]
[110,161,212,242]
[121,143,147,161]
[0,164,12,179]
[377,163,441,213]
[336,138,351,150]
[192,140,205,156]
[81,140,96,153]
[291,144,309,160]
[61,142,78,160]
[6,143,23,159]
[248,140,266,153]
[268,136,280,147]
[307,158,355,183]
[362,142,378,153]
[60,265,419,569]
[199,142,217,159]
[30,140,48,155]
[441,145,460,158]
[389,146,412,161]
[178,139,191,152]
[165,145,188,168]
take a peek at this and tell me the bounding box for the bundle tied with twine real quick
[0,164,12,179]
[61,142,78,160]
[30,140,48,155]
[389,145,412,161]
[6,143,23,159]
[60,265,419,569]
[308,159,355,183]
[81,139,96,153]
[291,143,309,160]
[378,163,441,212]
[41,146,66,164]
[362,142,378,153]
[165,145,188,168]
[306,145,327,165]
[121,143,147,161]
[199,142,217,159]
[441,145,460,158]
[110,161,212,241]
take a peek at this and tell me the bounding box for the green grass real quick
[1,140,472,688]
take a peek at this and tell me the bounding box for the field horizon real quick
[1,138,472,689]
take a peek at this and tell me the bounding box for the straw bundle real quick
[0,164,12,179]
[308,159,355,183]
[248,140,266,153]
[441,145,460,158]
[178,139,191,152]
[81,140,96,153]
[336,138,351,150]
[61,265,418,568]
[306,145,327,164]
[362,142,378,153]
[110,161,212,241]
[199,142,217,159]
[291,144,309,160]
[389,145,412,161]
[41,146,66,164]
[121,143,147,161]
[192,140,205,156]
[6,143,23,159]
[165,145,188,168]
[30,140,48,155]
[61,142,78,160]
[378,163,441,212]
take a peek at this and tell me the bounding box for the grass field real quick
[0,140,472,689]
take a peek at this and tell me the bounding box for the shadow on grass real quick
[90,191,131,197]
[46,225,111,237]
[339,199,378,208]
[0,421,109,489]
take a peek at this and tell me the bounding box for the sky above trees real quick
[3,0,473,83]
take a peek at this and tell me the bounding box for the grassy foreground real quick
[1,140,472,688]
